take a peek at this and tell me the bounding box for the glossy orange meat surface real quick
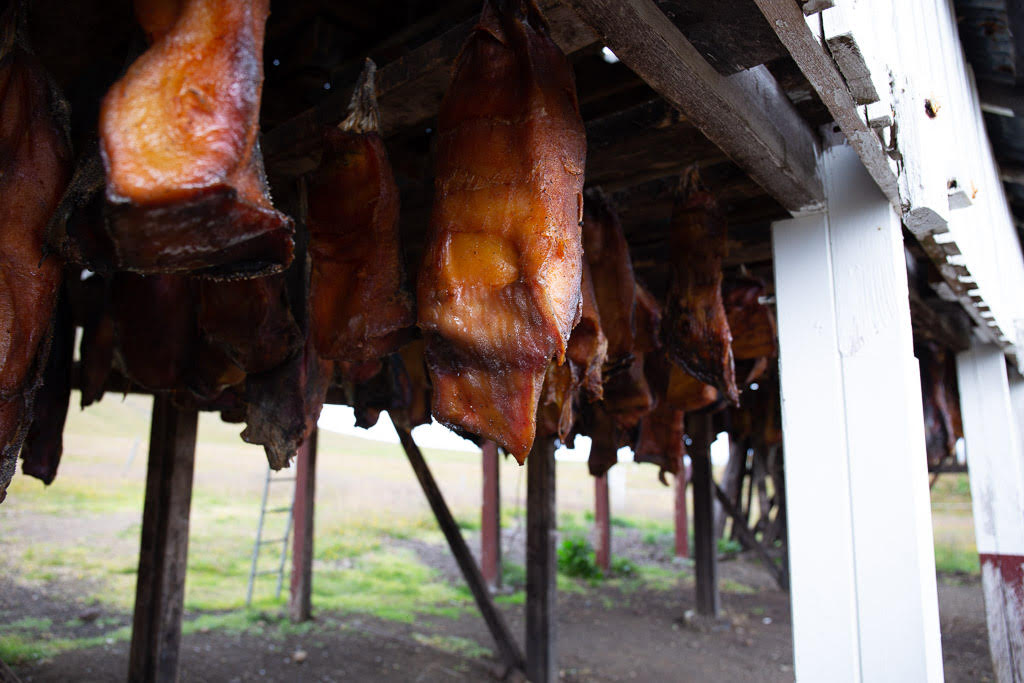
[100,0,292,277]
[665,363,718,413]
[0,19,72,502]
[724,274,777,361]
[417,0,586,462]
[583,190,635,366]
[308,63,414,362]
[663,168,738,405]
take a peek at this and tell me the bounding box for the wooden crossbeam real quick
[750,0,900,208]
[395,427,526,676]
[0,656,21,683]
[712,480,789,590]
[565,0,824,214]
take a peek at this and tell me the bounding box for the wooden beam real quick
[957,347,1024,682]
[481,441,502,591]
[584,99,725,191]
[0,656,21,683]
[526,439,558,683]
[688,413,719,617]
[128,397,199,683]
[712,481,788,590]
[674,456,689,558]
[565,0,824,213]
[289,429,317,623]
[594,473,611,572]
[751,0,901,209]
[396,427,526,676]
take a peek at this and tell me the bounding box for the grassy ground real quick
[0,392,981,667]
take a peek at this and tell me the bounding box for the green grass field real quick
[0,392,980,665]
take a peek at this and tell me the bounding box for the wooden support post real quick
[772,140,942,682]
[1,655,22,683]
[289,428,317,623]
[712,481,788,591]
[128,397,198,683]
[481,441,502,591]
[688,413,719,617]
[396,427,526,675]
[956,346,1024,682]
[594,473,611,573]
[674,456,690,559]
[526,438,557,683]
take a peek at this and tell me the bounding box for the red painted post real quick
[481,441,501,590]
[675,455,690,559]
[289,429,317,623]
[594,473,611,572]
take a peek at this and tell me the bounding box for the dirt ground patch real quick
[3,559,993,682]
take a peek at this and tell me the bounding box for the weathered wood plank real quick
[687,412,719,617]
[526,439,558,683]
[396,428,526,675]
[674,457,689,559]
[128,397,199,683]
[594,474,611,572]
[566,0,824,214]
[0,656,21,683]
[751,0,900,209]
[481,441,502,590]
[712,480,788,590]
[288,430,317,623]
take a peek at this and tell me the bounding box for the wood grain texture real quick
[481,441,502,590]
[288,430,317,623]
[752,0,899,208]
[567,0,823,213]
[687,412,719,617]
[128,397,198,683]
[526,438,557,683]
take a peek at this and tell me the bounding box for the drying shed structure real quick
[5,0,1024,682]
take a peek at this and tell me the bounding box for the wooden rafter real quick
[565,0,824,213]
[750,0,900,208]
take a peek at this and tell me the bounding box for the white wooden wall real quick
[773,140,943,682]
[957,347,1024,682]
[809,0,1024,357]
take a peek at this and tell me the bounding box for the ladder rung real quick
[255,570,281,576]
[266,506,292,513]
[258,537,287,545]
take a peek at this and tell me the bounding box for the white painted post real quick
[773,140,943,682]
[957,346,1024,682]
